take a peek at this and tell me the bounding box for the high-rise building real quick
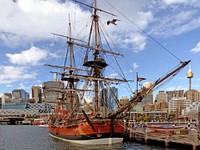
[142,82,154,105]
[32,86,42,103]
[1,93,12,104]
[184,89,200,103]
[100,87,118,111]
[107,87,118,110]
[100,88,108,109]
[166,90,184,102]
[42,81,64,104]
[168,97,191,116]
[12,89,29,102]
[156,91,167,103]
[120,96,129,106]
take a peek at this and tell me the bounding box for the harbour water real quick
[0,125,179,150]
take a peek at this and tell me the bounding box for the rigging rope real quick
[99,24,133,95]
[104,0,182,62]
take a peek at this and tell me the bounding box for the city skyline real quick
[0,0,200,98]
[1,85,199,102]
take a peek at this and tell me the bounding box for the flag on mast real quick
[136,72,146,82]
[137,77,146,82]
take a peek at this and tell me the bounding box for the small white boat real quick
[38,124,49,128]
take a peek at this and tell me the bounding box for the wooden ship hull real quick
[48,119,124,145]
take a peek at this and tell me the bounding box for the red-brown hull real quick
[49,119,125,144]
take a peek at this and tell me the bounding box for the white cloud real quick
[164,0,190,5]
[6,46,48,65]
[190,42,200,53]
[0,33,28,48]
[163,0,200,6]
[0,0,153,52]
[150,10,200,37]
[0,66,37,84]
[123,32,147,52]
[109,73,118,77]
[6,84,13,88]
[18,83,25,89]
[133,63,139,69]
[102,1,152,52]
[1,0,200,55]
[0,0,90,42]
[129,69,133,73]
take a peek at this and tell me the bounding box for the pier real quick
[128,126,200,150]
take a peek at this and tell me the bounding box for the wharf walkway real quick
[128,126,200,150]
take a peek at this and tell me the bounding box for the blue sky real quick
[0,0,200,99]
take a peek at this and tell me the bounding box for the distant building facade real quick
[107,87,118,110]
[166,90,184,102]
[142,82,154,105]
[143,103,155,112]
[32,86,42,103]
[42,81,64,104]
[184,101,200,121]
[120,96,129,106]
[168,97,191,116]
[141,93,153,106]
[184,89,200,103]
[2,93,12,104]
[156,91,167,103]
[12,89,29,102]
[100,87,118,111]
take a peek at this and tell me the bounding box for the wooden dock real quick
[128,127,200,150]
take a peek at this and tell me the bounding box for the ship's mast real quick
[93,0,100,112]
[83,0,109,113]
[68,15,74,112]
[45,0,121,117]
[60,15,79,114]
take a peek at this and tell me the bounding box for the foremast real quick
[45,16,81,118]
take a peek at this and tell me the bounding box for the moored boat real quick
[39,124,49,128]
[32,118,47,125]
[146,124,185,135]
[147,125,184,130]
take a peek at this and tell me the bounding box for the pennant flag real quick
[137,77,146,82]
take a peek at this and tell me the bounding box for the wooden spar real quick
[153,60,191,86]
[82,109,96,132]
[45,64,89,72]
[64,73,128,82]
[51,33,86,43]
[73,0,116,16]
[70,41,123,56]
[43,87,93,93]
[107,60,191,118]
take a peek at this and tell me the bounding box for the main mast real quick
[68,16,75,112]
[83,0,108,113]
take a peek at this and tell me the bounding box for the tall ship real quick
[44,0,190,145]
